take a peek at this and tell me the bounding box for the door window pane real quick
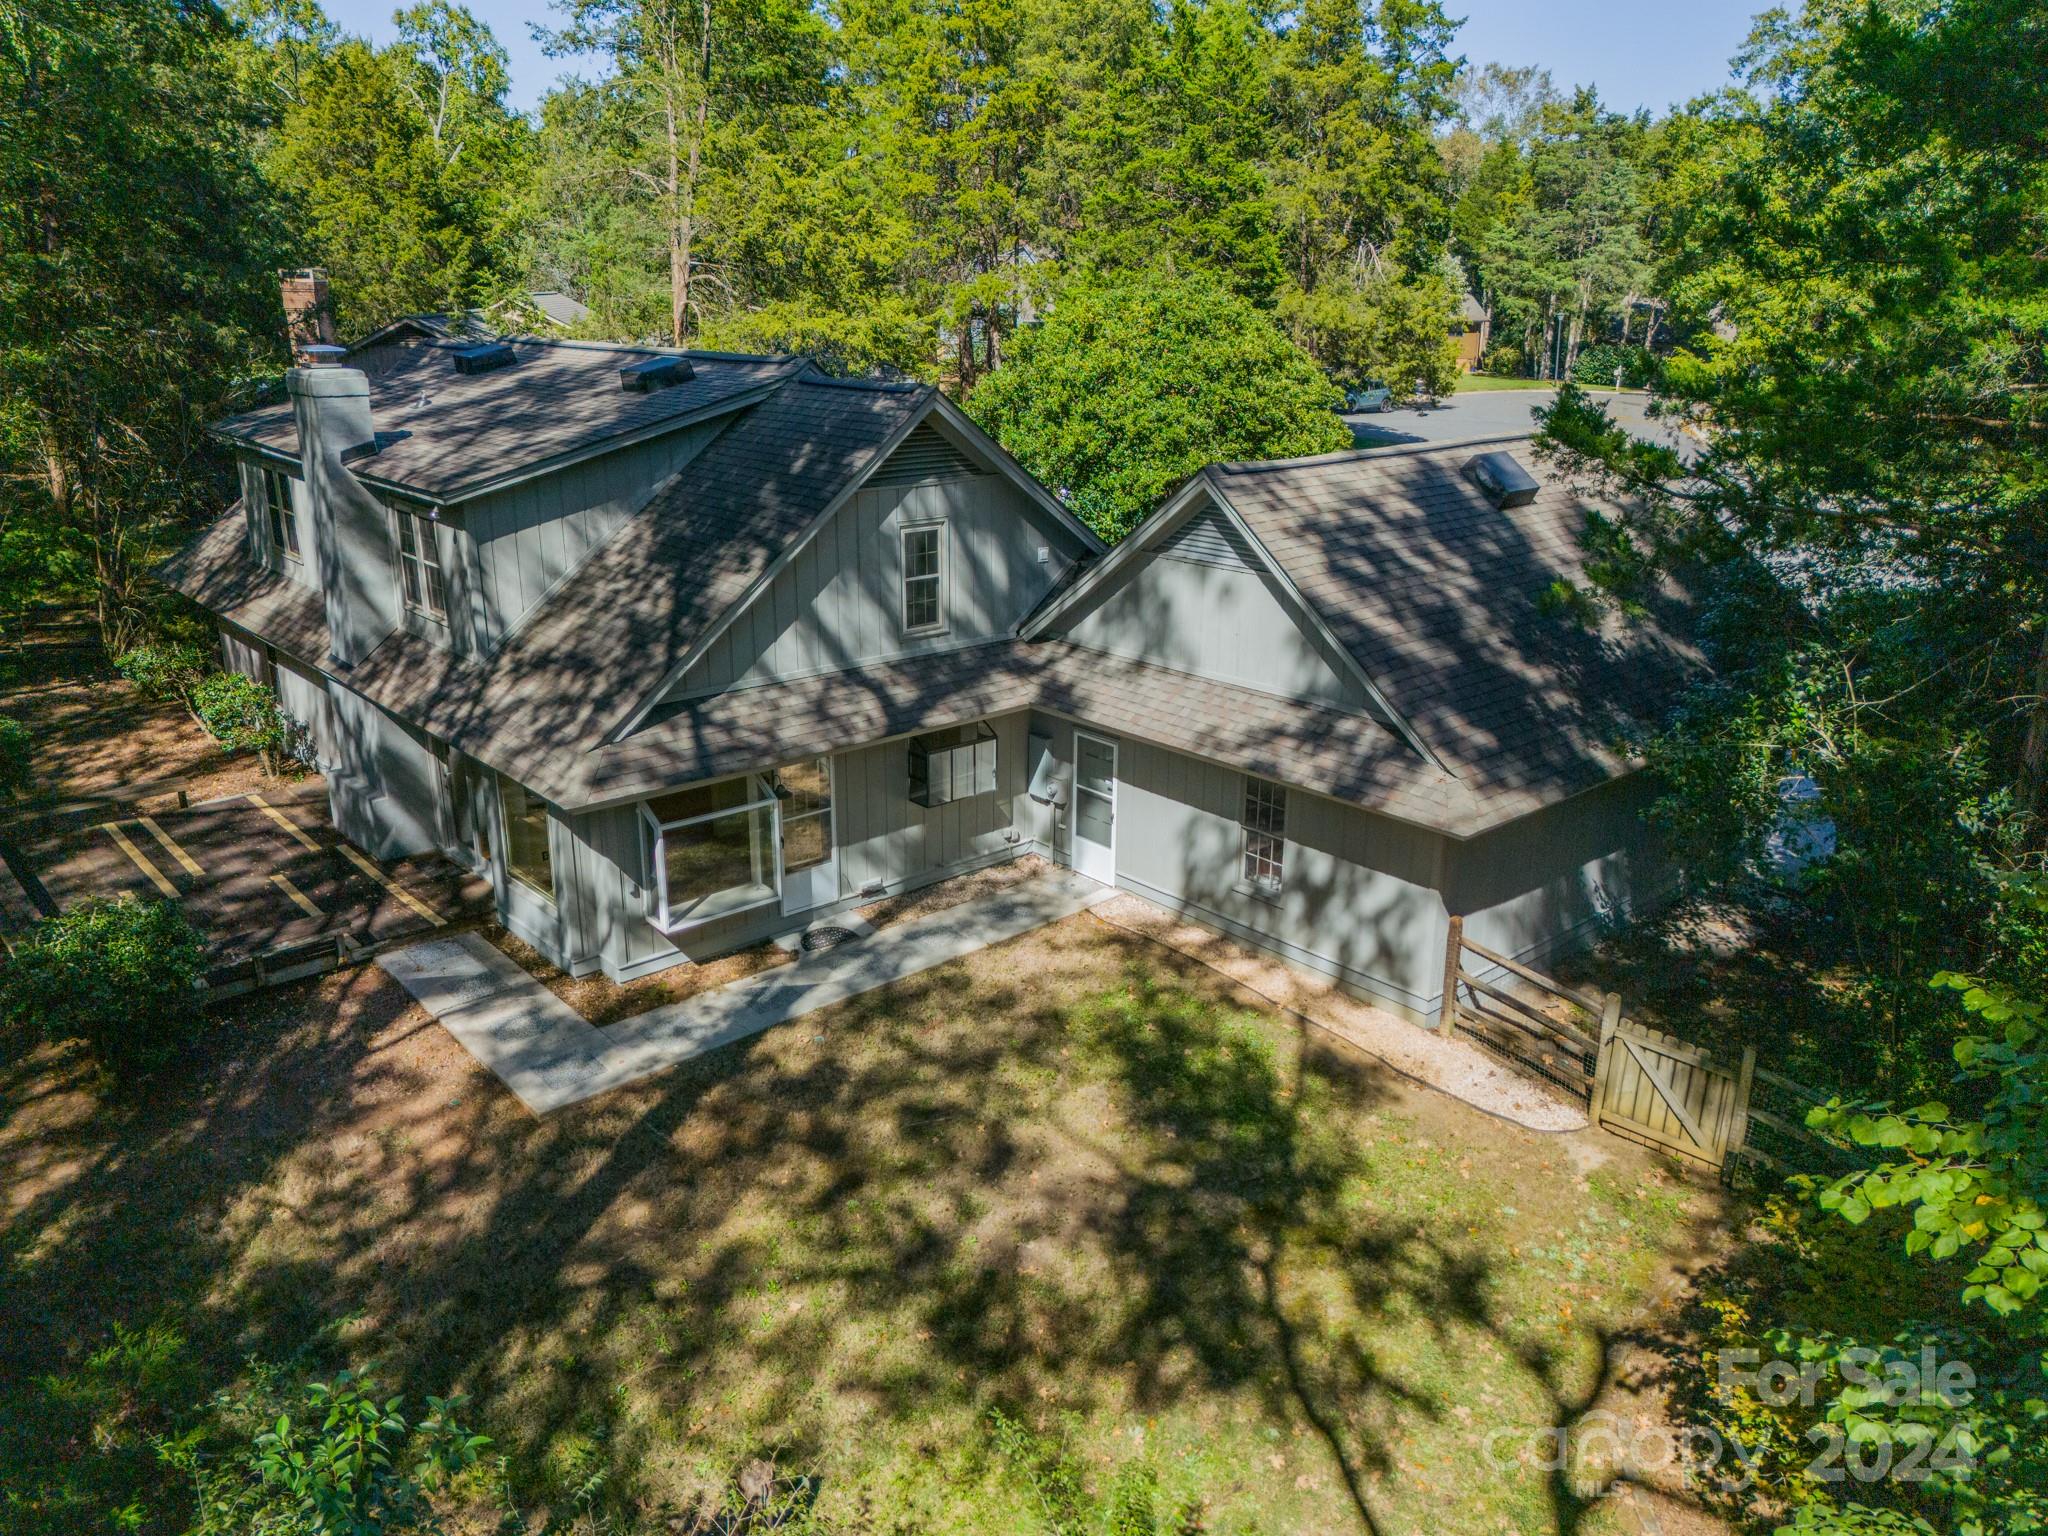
[1077,737,1115,795]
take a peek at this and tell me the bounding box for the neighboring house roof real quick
[210,336,797,503]
[1460,293,1487,326]
[526,290,591,326]
[1026,435,1703,834]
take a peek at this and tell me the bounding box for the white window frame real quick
[638,774,783,935]
[900,522,946,635]
[1240,776,1287,899]
[263,466,301,563]
[394,506,448,623]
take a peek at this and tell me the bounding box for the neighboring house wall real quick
[451,419,729,656]
[675,462,1084,698]
[1057,503,1363,708]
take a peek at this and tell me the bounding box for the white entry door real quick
[778,757,838,914]
[1071,732,1117,886]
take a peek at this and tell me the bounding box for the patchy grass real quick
[1,915,1726,1535]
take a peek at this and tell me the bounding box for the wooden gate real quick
[1435,916,1609,1103]
[1591,1015,1755,1168]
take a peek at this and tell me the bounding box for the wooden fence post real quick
[1726,1045,1758,1169]
[1436,915,1463,1036]
[1589,992,1622,1129]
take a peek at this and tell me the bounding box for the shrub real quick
[165,1368,490,1536]
[1571,342,1656,389]
[966,273,1351,542]
[0,714,30,796]
[115,640,210,704]
[1,897,208,1076]
[1480,340,1526,376]
[192,670,289,759]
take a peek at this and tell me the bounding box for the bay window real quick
[640,774,780,933]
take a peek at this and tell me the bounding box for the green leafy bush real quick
[1570,342,1656,388]
[164,1368,489,1536]
[0,714,31,796]
[966,273,1351,542]
[1,897,207,1076]
[1480,340,1526,377]
[192,670,288,758]
[115,640,210,704]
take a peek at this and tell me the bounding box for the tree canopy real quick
[965,273,1350,541]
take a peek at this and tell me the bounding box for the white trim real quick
[777,754,838,915]
[638,774,784,934]
[900,521,947,635]
[1070,730,1118,885]
[495,773,557,906]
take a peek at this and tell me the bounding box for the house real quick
[161,309,1696,1024]
[1454,292,1489,372]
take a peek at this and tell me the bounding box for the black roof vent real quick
[1462,450,1541,509]
[450,341,516,375]
[619,355,695,392]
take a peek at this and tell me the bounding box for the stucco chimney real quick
[281,268,337,363]
[288,366,399,668]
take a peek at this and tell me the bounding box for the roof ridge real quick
[1210,432,1534,475]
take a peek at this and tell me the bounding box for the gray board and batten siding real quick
[1058,493,1367,710]
[1019,710,1664,1024]
[529,713,1036,981]
[667,419,1090,701]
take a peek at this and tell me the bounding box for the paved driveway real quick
[1345,387,1689,454]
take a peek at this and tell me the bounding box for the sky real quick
[320,0,1768,117]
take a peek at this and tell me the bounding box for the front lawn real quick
[2,914,1723,1534]
[1454,373,1556,392]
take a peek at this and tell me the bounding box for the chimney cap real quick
[301,343,348,366]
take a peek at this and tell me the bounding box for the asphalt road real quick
[1344,386,1685,453]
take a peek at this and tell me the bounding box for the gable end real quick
[1158,502,1257,572]
[870,421,982,487]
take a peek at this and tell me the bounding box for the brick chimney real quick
[280,269,337,362]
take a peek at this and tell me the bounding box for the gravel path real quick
[1089,893,1590,1133]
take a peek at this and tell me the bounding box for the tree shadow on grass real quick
[3,920,1720,1536]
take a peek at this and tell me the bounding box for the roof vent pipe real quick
[1462,450,1541,509]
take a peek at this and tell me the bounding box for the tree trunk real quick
[666,94,685,345]
[2019,620,2048,826]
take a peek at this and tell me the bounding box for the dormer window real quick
[263,466,300,562]
[394,507,447,622]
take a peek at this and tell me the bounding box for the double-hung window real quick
[1241,777,1287,897]
[639,775,781,933]
[394,507,447,622]
[263,466,301,562]
[901,523,944,633]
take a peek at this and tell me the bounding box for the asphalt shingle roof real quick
[211,336,796,502]
[1204,436,1703,828]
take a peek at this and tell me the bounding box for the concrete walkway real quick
[381,869,1116,1114]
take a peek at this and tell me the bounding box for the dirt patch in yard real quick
[856,851,1050,929]
[487,923,795,1027]
[6,675,287,808]
[2,915,1737,1536]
